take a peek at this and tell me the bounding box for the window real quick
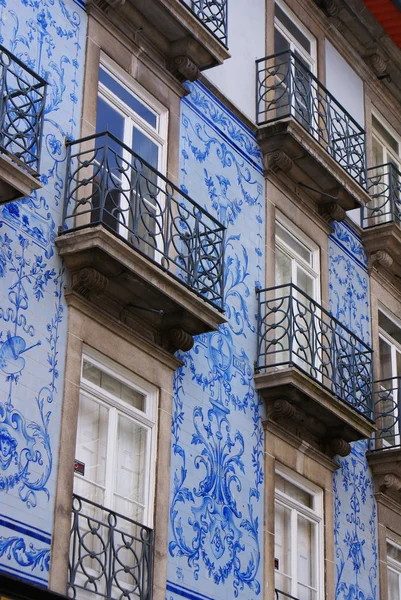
[274,1,316,128]
[275,215,320,300]
[388,541,401,600]
[74,347,158,527]
[378,310,401,446]
[274,468,323,600]
[370,114,401,224]
[93,56,168,257]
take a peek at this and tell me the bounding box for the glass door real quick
[378,311,401,447]
[274,2,316,130]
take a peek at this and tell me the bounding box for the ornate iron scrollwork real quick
[0,45,47,174]
[255,50,367,188]
[187,0,228,46]
[60,131,225,311]
[363,163,401,228]
[68,494,153,600]
[256,283,373,419]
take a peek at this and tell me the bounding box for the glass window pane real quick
[133,126,159,170]
[276,222,312,265]
[274,27,291,53]
[99,67,157,128]
[275,247,292,286]
[82,360,145,412]
[380,338,393,381]
[274,501,292,584]
[96,96,124,144]
[275,3,311,54]
[373,115,399,155]
[388,543,401,563]
[296,267,314,298]
[75,394,109,505]
[388,568,400,600]
[372,136,385,167]
[297,515,316,591]
[379,312,401,345]
[114,415,148,522]
[276,474,313,507]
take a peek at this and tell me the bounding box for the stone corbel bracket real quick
[71,267,109,299]
[377,473,401,496]
[318,201,346,223]
[367,249,394,273]
[162,328,194,353]
[265,149,294,175]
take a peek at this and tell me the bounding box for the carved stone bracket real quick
[326,437,351,457]
[368,249,394,273]
[265,150,294,174]
[86,0,126,10]
[313,0,340,17]
[168,56,200,82]
[377,473,401,495]
[318,201,346,223]
[370,52,389,77]
[162,328,194,354]
[72,268,109,298]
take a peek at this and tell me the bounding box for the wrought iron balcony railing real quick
[372,377,401,449]
[255,50,367,187]
[256,284,373,419]
[362,163,401,228]
[275,590,300,600]
[182,0,228,46]
[0,44,47,174]
[68,494,153,600]
[61,132,225,311]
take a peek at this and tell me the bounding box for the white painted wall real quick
[325,39,365,127]
[205,0,266,122]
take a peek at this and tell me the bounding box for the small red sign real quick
[74,459,85,476]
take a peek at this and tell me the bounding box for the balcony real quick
[255,50,371,214]
[275,591,299,600]
[88,0,230,82]
[255,284,375,457]
[68,494,152,600]
[56,132,226,353]
[361,163,401,279]
[367,377,401,501]
[0,45,46,204]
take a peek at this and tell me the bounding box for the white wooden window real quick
[274,1,316,74]
[274,468,323,600]
[378,310,401,447]
[73,347,158,528]
[372,114,401,170]
[388,540,401,600]
[275,215,320,301]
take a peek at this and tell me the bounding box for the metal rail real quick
[0,44,47,174]
[362,163,401,228]
[371,377,401,448]
[256,50,367,187]
[68,494,153,600]
[256,284,373,418]
[182,0,228,46]
[60,131,225,311]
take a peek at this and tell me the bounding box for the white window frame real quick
[378,308,401,447]
[99,54,168,174]
[274,0,317,75]
[275,213,321,302]
[274,465,324,600]
[372,111,401,168]
[387,539,401,600]
[74,345,158,528]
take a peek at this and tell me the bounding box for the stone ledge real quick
[257,118,371,211]
[363,222,401,283]
[255,367,376,457]
[56,226,226,352]
[0,153,42,204]
[367,447,401,503]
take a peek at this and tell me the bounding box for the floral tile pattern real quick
[0,0,86,586]
[167,82,265,600]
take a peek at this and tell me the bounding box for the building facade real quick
[0,1,401,600]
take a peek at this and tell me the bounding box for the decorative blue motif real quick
[329,222,377,600]
[0,0,85,584]
[168,81,264,600]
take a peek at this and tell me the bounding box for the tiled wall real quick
[166,81,265,600]
[329,222,378,600]
[0,0,86,586]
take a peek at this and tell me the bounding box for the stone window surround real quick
[263,420,337,600]
[376,495,401,600]
[80,8,188,191]
[49,292,181,600]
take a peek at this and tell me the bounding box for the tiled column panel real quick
[329,222,378,600]
[167,81,265,600]
[0,0,86,586]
